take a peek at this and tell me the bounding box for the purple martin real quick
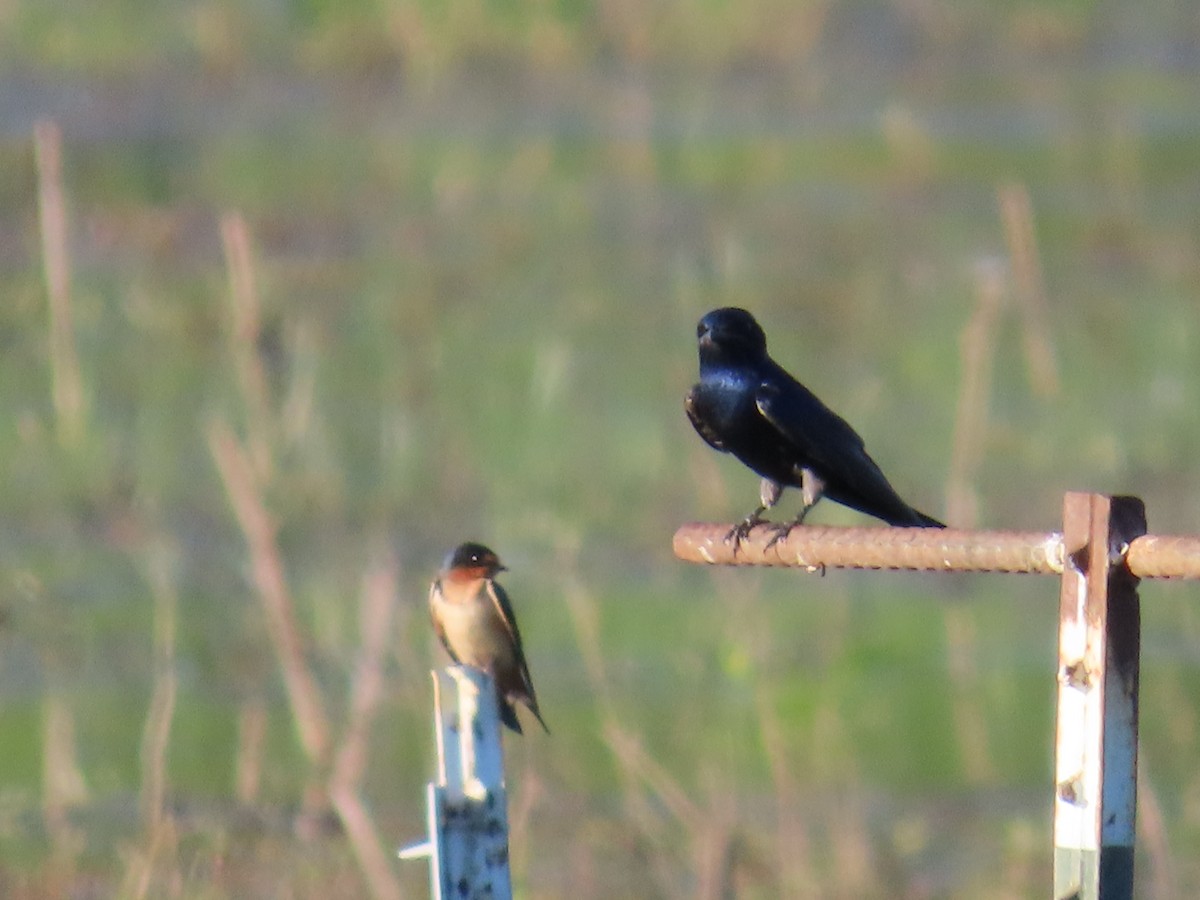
[429,542,548,734]
[685,307,945,542]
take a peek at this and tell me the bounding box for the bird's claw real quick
[724,515,764,552]
[762,522,796,551]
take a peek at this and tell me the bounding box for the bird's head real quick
[443,542,507,579]
[695,307,768,366]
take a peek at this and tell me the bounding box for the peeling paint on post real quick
[400,667,513,900]
[1052,493,1145,900]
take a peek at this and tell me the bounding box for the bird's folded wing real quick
[684,387,727,451]
[755,379,884,489]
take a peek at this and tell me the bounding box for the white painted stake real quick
[400,666,513,900]
[1052,494,1143,900]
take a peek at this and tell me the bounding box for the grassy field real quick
[2,1,1200,896]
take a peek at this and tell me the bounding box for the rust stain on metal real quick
[1126,534,1200,580]
[1058,774,1085,806]
[675,516,1198,580]
[673,523,1067,574]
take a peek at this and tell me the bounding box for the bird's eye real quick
[696,321,709,339]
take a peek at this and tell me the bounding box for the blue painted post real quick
[1052,493,1145,900]
[400,666,513,900]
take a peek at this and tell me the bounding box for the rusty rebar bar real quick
[674,522,1200,581]
[673,523,1064,574]
[1126,535,1200,580]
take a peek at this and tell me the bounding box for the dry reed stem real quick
[326,556,403,900]
[221,212,274,478]
[942,605,996,783]
[827,792,880,899]
[601,722,703,829]
[218,216,399,891]
[943,267,1001,790]
[946,259,1004,528]
[34,119,85,446]
[119,540,184,899]
[753,684,817,897]
[998,182,1060,398]
[30,118,89,874]
[692,811,736,900]
[235,696,268,803]
[558,557,686,897]
[208,418,332,768]
[41,690,87,877]
[41,693,89,811]
[119,817,182,900]
[138,541,179,834]
[706,567,815,895]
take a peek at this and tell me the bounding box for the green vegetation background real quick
[2,1,1199,896]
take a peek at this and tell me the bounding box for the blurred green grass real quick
[2,0,1200,896]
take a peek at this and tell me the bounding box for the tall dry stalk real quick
[942,605,995,784]
[221,211,274,478]
[558,538,695,898]
[753,683,818,898]
[213,212,332,786]
[34,119,89,880]
[235,695,268,804]
[559,549,686,897]
[706,565,818,897]
[208,419,333,774]
[138,541,180,836]
[34,119,85,447]
[326,554,404,900]
[121,539,184,899]
[41,692,88,832]
[997,182,1060,398]
[943,261,1005,788]
[946,259,1005,528]
[214,213,400,894]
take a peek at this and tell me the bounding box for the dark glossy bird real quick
[685,307,944,543]
[429,542,548,734]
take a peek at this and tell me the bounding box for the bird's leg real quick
[724,479,783,548]
[799,466,825,518]
[765,468,825,549]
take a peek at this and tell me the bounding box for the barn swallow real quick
[429,542,548,734]
[685,307,944,544]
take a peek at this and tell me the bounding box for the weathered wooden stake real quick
[1052,493,1145,900]
[400,666,513,900]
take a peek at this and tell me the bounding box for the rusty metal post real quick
[1052,493,1145,900]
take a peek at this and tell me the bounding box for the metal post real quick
[400,666,513,900]
[1052,493,1145,900]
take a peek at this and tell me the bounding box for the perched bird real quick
[429,542,548,734]
[685,307,944,543]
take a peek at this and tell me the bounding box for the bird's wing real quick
[756,377,912,514]
[486,579,520,646]
[755,376,864,458]
[486,580,539,694]
[428,580,461,665]
[685,386,727,452]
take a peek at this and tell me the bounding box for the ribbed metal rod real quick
[674,523,1200,580]
[1125,535,1200,580]
[673,523,1065,574]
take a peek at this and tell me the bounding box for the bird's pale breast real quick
[433,581,516,670]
